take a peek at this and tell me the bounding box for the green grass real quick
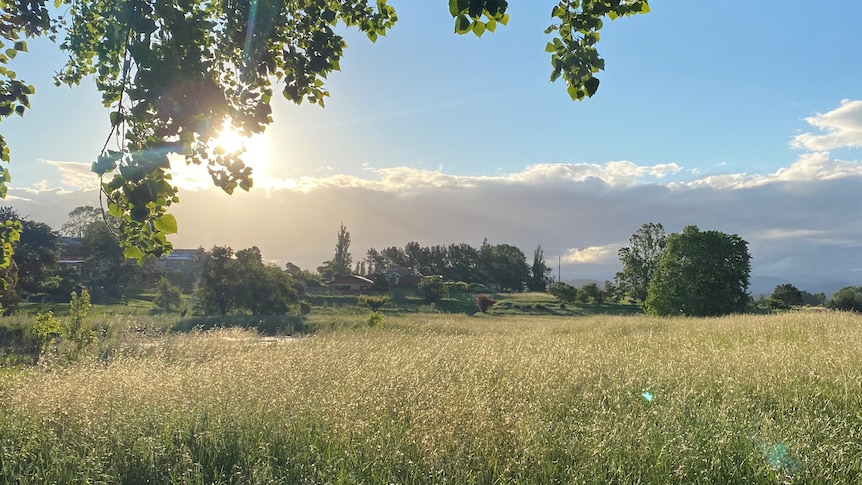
[3,312,862,483]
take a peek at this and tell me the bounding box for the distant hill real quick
[750,276,859,299]
[560,276,859,299]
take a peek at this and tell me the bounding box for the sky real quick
[3,0,862,287]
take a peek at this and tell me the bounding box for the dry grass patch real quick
[2,313,862,483]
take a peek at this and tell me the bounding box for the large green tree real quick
[615,222,666,303]
[0,0,650,271]
[644,226,751,317]
[196,245,298,315]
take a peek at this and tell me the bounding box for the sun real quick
[214,123,271,178]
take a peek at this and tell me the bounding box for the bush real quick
[829,286,862,312]
[153,277,184,313]
[358,295,390,312]
[476,294,496,313]
[418,276,446,303]
[366,312,384,327]
[32,311,63,350]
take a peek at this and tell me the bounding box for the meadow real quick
[2,310,862,483]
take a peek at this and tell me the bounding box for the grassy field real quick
[2,311,862,483]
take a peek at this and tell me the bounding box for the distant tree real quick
[445,243,480,283]
[82,222,140,303]
[318,222,353,281]
[548,281,578,304]
[197,245,298,315]
[487,243,530,292]
[578,282,601,303]
[196,246,238,316]
[644,226,750,317]
[0,208,60,302]
[365,248,386,274]
[381,246,405,270]
[771,284,804,308]
[602,280,618,302]
[528,245,553,292]
[233,246,298,315]
[829,286,862,312]
[799,290,824,306]
[60,206,103,238]
[418,276,446,303]
[153,277,183,313]
[616,222,666,302]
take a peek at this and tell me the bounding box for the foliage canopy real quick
[0,0,650,270]
[644,225,751,317]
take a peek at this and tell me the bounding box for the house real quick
[328,275,375,294]
[156,248,205,274]
[57,237,88,274]
[383,268,423,288]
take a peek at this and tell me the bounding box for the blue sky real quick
[4,1,862,287]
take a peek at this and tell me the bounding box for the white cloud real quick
[791,99,862,151]
[562,245,618,264]
[41,160,98,190]
[682,151,862,189]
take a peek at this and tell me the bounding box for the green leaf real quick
[448,0,460,17]
[545,42,556,53]
[472,21,486,37]
[455,15,471,34]
[12,41,26,52]
[584,76,600,97]
[4,49,15,60]
[123,246,144,259]
[499,13,509,26]
[609,11,619,20]
[641,2,651,13]
[109,111,124,126]
[153,213,178,234]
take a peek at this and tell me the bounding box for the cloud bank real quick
[6,100,862,284]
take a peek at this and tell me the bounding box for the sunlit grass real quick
[2,312,862,483]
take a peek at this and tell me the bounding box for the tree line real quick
[315,223,553,293]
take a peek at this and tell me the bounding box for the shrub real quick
[358,295,390,312]
[366,312,384,327]
[476,294,496,313]
[32,311,63,350]
[829,286,862,312]
[418,276,446,303]
[68,288,95,348]
[298,300,312,315]
[153,277,184,313]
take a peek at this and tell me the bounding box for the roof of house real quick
[161,249,203,261]
[58,237,85,247]
[328,275,374,285]
[385,268,423,277]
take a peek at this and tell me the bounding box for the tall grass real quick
[2,312,862,483]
